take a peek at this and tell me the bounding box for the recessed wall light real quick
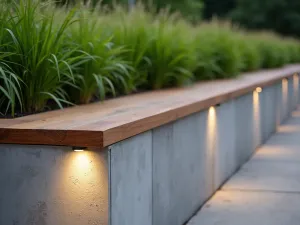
[72,147,87,152]
[256,87,262,93]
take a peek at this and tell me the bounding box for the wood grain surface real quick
[1,65,300,148]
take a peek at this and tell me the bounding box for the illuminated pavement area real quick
[187,109,300,225]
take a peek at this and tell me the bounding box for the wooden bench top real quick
[1,65,300,148]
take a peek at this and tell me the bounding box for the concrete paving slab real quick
[265,132,300,147]
[187,190,300,225]
[252,127,300,162]
[252,145,300,162]
[223,116,300,192]
[223,160,300,192]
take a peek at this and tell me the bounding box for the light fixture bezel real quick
[72,146,87,152]
[255,87,262,93]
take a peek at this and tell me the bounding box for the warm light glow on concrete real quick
[293,73,299,81]
[76,153,90,169]
[56,150,109,224]
[253,91,261,148]
[207,106,217,189]
[282,78,289,121]
[276,80,289,128]
[255,146,300,162]
[282,78,288,92]
[208,106,217,138]
[256,87,262,93]
[277,125,300,133]
[292,111,300,117]
[255,147,285,157]
[293,74,299,104]
[207,107,217,139]
[209,106,216,117]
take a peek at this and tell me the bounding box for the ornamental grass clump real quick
[237,34,262,72]
[98,5,153,90]
[284,39,300,63]
[67,8,133,104]
[144,12,196,89]
[106,6,196,90]
[1,0,300,117]
[0,0,88,115]
[254,33,289,69]
[0,2,22,116]
[193,21,243,80]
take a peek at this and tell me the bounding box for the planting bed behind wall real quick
[0,65,300,225]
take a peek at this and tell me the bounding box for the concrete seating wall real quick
[0,77,298,225]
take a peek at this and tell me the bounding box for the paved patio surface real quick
[187,108,300,225]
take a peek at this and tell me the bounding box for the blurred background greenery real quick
[66,0,300,38]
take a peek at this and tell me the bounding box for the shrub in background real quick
[237,33,262,72]
[284,39,300,63]
[257,34,287,69]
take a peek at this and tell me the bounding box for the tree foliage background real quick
[231,0,300,38]
[99,0,203,21]
[60,0,300,38]
[202,0,300,38]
